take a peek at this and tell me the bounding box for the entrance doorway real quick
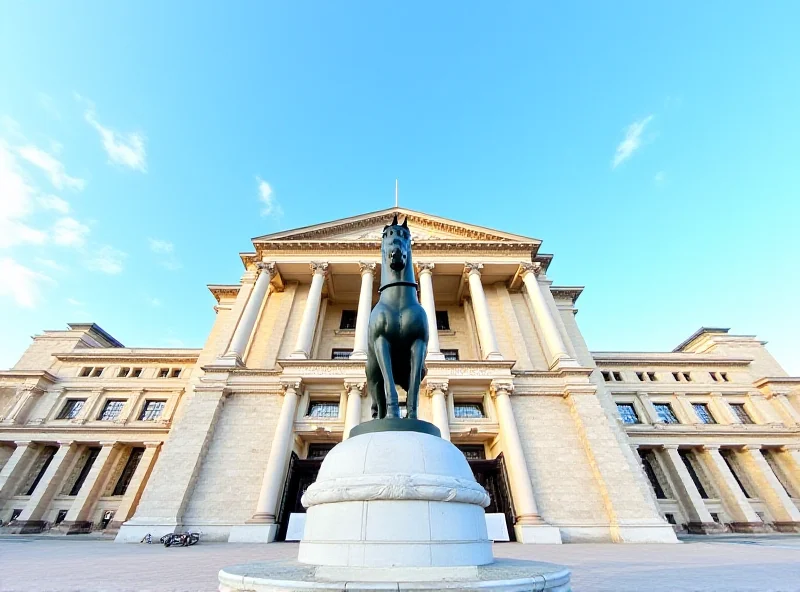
[466,453,516,541]
[275,445,335,541]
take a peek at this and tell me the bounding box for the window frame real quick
[616,403,641,425]
[138,400,166,421]
[692,403,717,424]
[653,403,680,424]
[98,399,126,422]
[729,402,754,425]
[453,402,486,420]
[435,310,450,331]
[441,349,459,361]
[305,400,340,419]
[331,348,353,360]
[56,398,86,420]
[339,309,357,330]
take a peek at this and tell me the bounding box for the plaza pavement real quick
[1,534,800,592]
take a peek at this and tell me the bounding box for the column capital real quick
[17,385,44,395]
[661,444,681,450]
[416,262,435,274]
[99,441,120,448]
[424,379,449,396]
[520,261,544,277]
[13,440,33,447]
[358,261,377,276]
[57,440,76,447]
[280,379,302,395]
[343,380,366,394]
[702,444,721,451]
[743,444,763,451]
[464,262,484,277]
[310,262,329,277]
[256,261,277,276]
[490,380,514,398]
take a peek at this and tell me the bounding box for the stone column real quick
[1,386,44,425]
[425,380,450,441]
[738,445,800,530]
[289,263,328,359]
[60,442,121,534]
[490,380,561,543]
[13,441,77,533]
[520,263,577,369]
[418,263,444,360]
[658,446,718,532]
[773,394,800,426]
[108,442,162,532]
[231,380,301,542]
[699,445,763,531]
[350,263,376,360]
[636,392,662,424]
[0,441,38,504]
[709,392,737,424]
[772,445,800,497]
[219,262,275,366]
[343,381,366,439]
[464,263,503,361]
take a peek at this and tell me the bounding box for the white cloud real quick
[84,105,147,172]
[67,297,84,306]
[654,171,666,183]
[85,245,126,274]
[148,238,174,254]
[38,195,70,213]
[35,258,68,273]
[612,115,653,169]
[148,237,181,270]
[0,257,54,308]
[0,141,47,248]
[52,217,90,247]
[17,145,85,190]
[257,176,282,217]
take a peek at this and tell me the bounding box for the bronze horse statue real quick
[366,215,429,420]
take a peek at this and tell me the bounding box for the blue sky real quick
[1,2,798,373]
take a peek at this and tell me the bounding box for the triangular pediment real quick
[253,207,540,244]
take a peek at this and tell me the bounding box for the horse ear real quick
[401,217,408,228]
[391,214,398,226]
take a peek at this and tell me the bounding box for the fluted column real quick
[350,263,376,360]
[290,263,328,359]
[418,263,444,360]
[219,262,276,366]
[249,380,301,530]
[465,263,502,360]
[425,379,450,440]
[343,381,366,439]
[520,262,577,369]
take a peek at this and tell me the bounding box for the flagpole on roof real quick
[395,179,399,208]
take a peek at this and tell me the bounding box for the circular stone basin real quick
[218,559,572,591]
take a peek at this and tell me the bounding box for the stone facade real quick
[0,208,797,543]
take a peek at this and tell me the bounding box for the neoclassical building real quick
[1,208,798,543]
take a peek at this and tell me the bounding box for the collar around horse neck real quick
[378,281,419,293]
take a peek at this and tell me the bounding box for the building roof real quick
[672,327,731,353]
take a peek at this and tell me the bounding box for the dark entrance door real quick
[468,453,516,542]
[275,453,322,541]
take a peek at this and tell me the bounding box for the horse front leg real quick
[373,336,400,418]
[406,339,427,420]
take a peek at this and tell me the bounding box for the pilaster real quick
[60,442,122,534]
[109,442,162,534]
[738,445,800,531]
[699,445,765,532]
[658,446,721,533]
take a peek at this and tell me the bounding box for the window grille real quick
[69,448,100,496]
[616,403,640,424]
[654,403,679,424]
[99,400,125,421]
[57,399,85,420]
[442,349,459,361]
[306,401,339,418]
[307,443,336,459]
[331,348,353,360]
[458,445,486,460]
[435,310,450,331]
[113,448,144,496]
[339,310,357,330]
[454,403,485,419]
[693,404,716,424]
[139,400,166,421]
[730,403,754,424]
[679,450,709,499]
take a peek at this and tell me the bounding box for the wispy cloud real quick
[257,176,282,217]
[86,245,126,274]
[67,297,84,306]
[654,171,666,184]
[83,103,146,172]
[612,115,653,169]
[0,141,47,248]
[17,145,85,190]
[148,238,181,270]
[38,195,70,213]
[52,217,90,247]
[36,258,68,273]
[0,257,54,308]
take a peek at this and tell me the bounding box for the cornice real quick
[208,284,241,303]
[54,350,200,364]
[0,370,58,383]
[550,286,584,304]
[754,377,800,388]
[592,352,753,367]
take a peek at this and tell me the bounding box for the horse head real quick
[380,214,415,286]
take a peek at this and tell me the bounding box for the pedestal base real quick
[228,523,279,543]
[514,523,563,544]
[218,559,572,592]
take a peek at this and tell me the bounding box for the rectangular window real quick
[113,448,144,496]
[118,367,131,378]
[679,450,709,499]
[10,509,22,522]
[613,372,623,382]
[442,349,459,361]
[90,367,104,377]
[693,403,716,424]
[435,310,450,331]
[616,403,640,424]
[730,403,754,424]
[98,400,126,421]
[602,371,623,382]
[170,368,181,378]
[458,445,486,460]
[710,512,720,523]
[80,367,93,377]
[331,348,353,360]
[454,402,485,419]
[56,399,85,420]
[639,450,667,499]
[307,443,335,459]
[654,403,679,424]
[665,513,677,525]
[55,509,68,524]
[131,368,142,378]
[673,371,691,382]
[647,372,657,381]
[306,401,339,418]
[69,448,100,496]
[339,310,357,330]
[139,400,166,421]
[25,446,57,495]
[720,372,729,382]
[636,372,645,381]
[710,372,720,382]
[158,368,170,378]
[602,371,612,382]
